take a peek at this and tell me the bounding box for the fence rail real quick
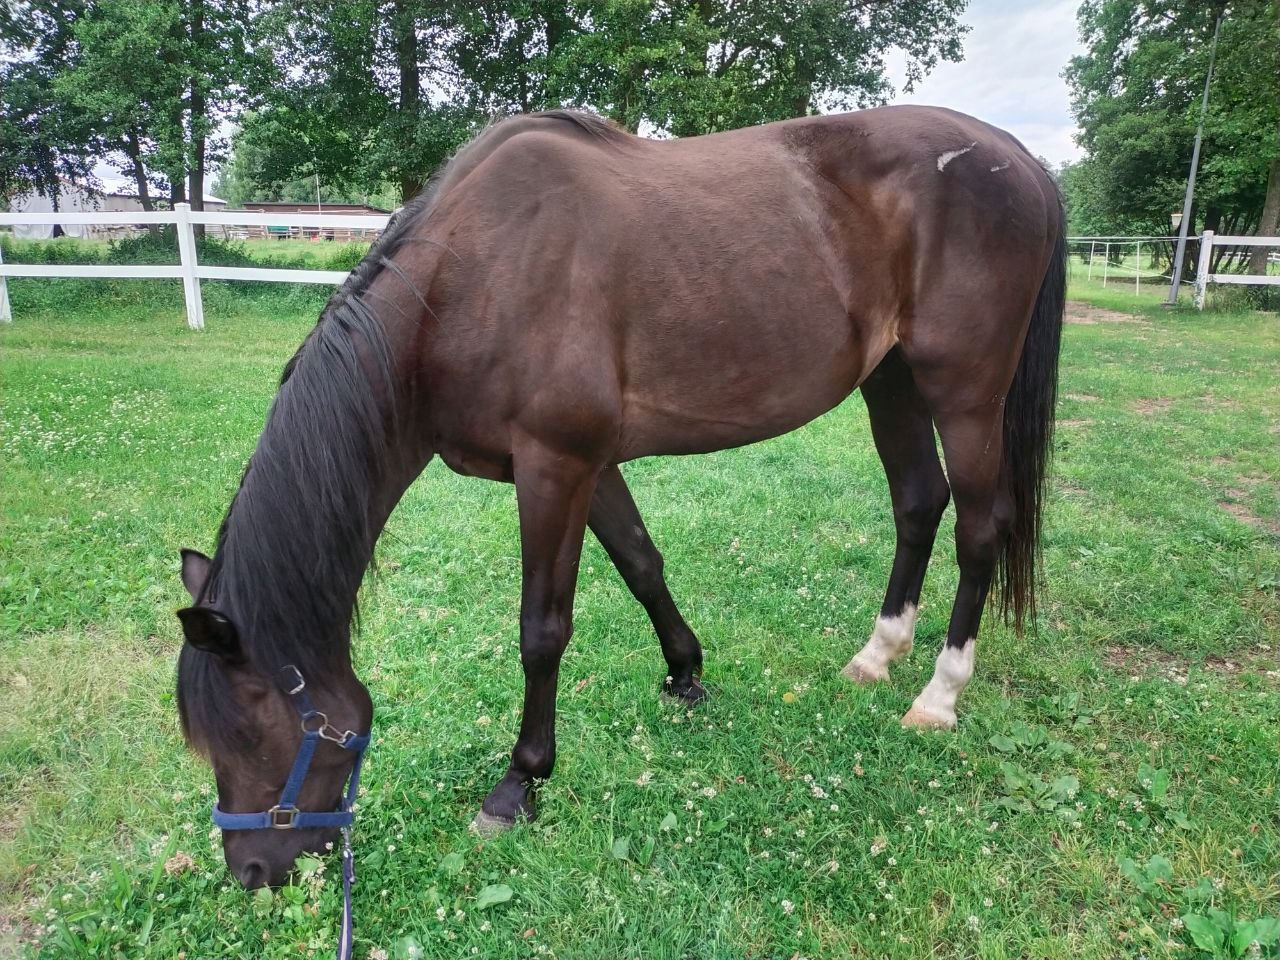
[0,203,392,327]
[3,215,1276,324]
[1193,232,1280,309]
[1066,236,1177,295]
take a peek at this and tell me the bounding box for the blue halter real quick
[211,664,370,960]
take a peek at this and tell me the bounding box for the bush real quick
[0,230,366,316]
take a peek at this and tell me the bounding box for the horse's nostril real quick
[237,859,270,889]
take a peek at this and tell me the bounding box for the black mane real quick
[176,110,617,754]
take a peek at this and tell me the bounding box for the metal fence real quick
[0,203,390,328]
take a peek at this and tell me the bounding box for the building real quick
[235,201,391,242]
[7,180,228,239]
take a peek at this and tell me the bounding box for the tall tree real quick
[0,0,94,202]
[239,0,969,204]
[1065,0,1280,256]
[5,0,272,229]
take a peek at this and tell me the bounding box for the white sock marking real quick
[842,605,917,683]
[902,639,976,729]
[936,142,977,172]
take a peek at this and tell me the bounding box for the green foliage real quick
[0,1,93,197]
[236,0,969,202]
[1064,0,1280,237]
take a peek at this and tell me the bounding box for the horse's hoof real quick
[900,704,957,730]
[469,810,517,837]
[661,677,707,707]
[841,656,888,685]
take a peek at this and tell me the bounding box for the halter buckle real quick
[302,710,357,746]
[281,665,306,696]
[268,804,299,829]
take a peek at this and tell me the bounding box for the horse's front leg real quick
[589,465,705,704]
[473,444,600,834]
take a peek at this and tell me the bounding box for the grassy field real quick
[1,278,1277,959]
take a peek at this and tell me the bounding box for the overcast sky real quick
[885,0,1085,167]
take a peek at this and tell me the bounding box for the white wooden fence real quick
[0,203,391,329]
[1193,231,1280,309]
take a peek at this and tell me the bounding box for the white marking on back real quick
[901,639,975,729]
[937,142,977,172]
[842,604,917,683]
[990,161,1011,172]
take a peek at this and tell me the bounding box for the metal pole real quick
[1103,242,1110,286]
[1135,241,1141,296]
[1088,241,1096,280]
[1166,11,1223,305]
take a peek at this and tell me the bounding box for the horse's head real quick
[174,549,372,889]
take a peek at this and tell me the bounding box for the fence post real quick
[1193,230,1214,310]
[1102,242,1110,286]
[1134,241,1141,296]
[174,202,205,330]
[0,242,11,323]
[1087,241,1096,280]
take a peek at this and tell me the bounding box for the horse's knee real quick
[894,477,950,546]
[520,614,571,672]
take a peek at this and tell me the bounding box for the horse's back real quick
[415,108,1060,465]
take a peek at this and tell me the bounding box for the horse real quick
[175,105,1065,890]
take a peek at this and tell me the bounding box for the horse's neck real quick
[214,312,431,667]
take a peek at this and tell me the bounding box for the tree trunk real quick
[790,61,815,119]
[394,0,423,203]
[125,128,161,238]
[188,0,206,239]
[1248,120,1280,274]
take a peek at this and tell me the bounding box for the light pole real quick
[1165,11,1224,306]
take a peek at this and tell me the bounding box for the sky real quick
[885,0,1086,167]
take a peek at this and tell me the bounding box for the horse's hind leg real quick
[843,348,950,684]
[899,382,1013,730]
[589,466,705,704]
[474,444,600,834]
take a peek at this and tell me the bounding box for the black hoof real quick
[470,810,517,837]
[661,675,707,706]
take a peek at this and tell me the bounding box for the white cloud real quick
[884,0,1085,166]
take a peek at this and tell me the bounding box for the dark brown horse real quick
[176,106,1065,887]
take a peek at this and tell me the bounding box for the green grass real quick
[1,282,1277,959]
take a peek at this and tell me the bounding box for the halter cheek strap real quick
[209,665,370,960]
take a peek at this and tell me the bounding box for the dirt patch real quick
[1104,643,1278,684]
[1200,395,1244,412]
[1058,418,1094,428]
[1064,393,1100,403]
[1133,398,1173,415]
[1218,500,1280,535]
[1066,301,1146,325]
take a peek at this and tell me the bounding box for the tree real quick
[238,0,969,204]
[0,0,94,202]
[1065,0,1280,270]
[3,0,272,236]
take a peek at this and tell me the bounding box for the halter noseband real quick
[210,664,370,960]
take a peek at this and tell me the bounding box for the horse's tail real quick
[997,198,1066,634]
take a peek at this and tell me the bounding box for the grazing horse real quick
[176,106,1065,888]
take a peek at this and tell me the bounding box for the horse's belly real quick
[616,305,886,459]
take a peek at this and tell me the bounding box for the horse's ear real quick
[180,548,211,601]
[177,607,243,663]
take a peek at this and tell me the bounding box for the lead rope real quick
[337,825,355,960]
